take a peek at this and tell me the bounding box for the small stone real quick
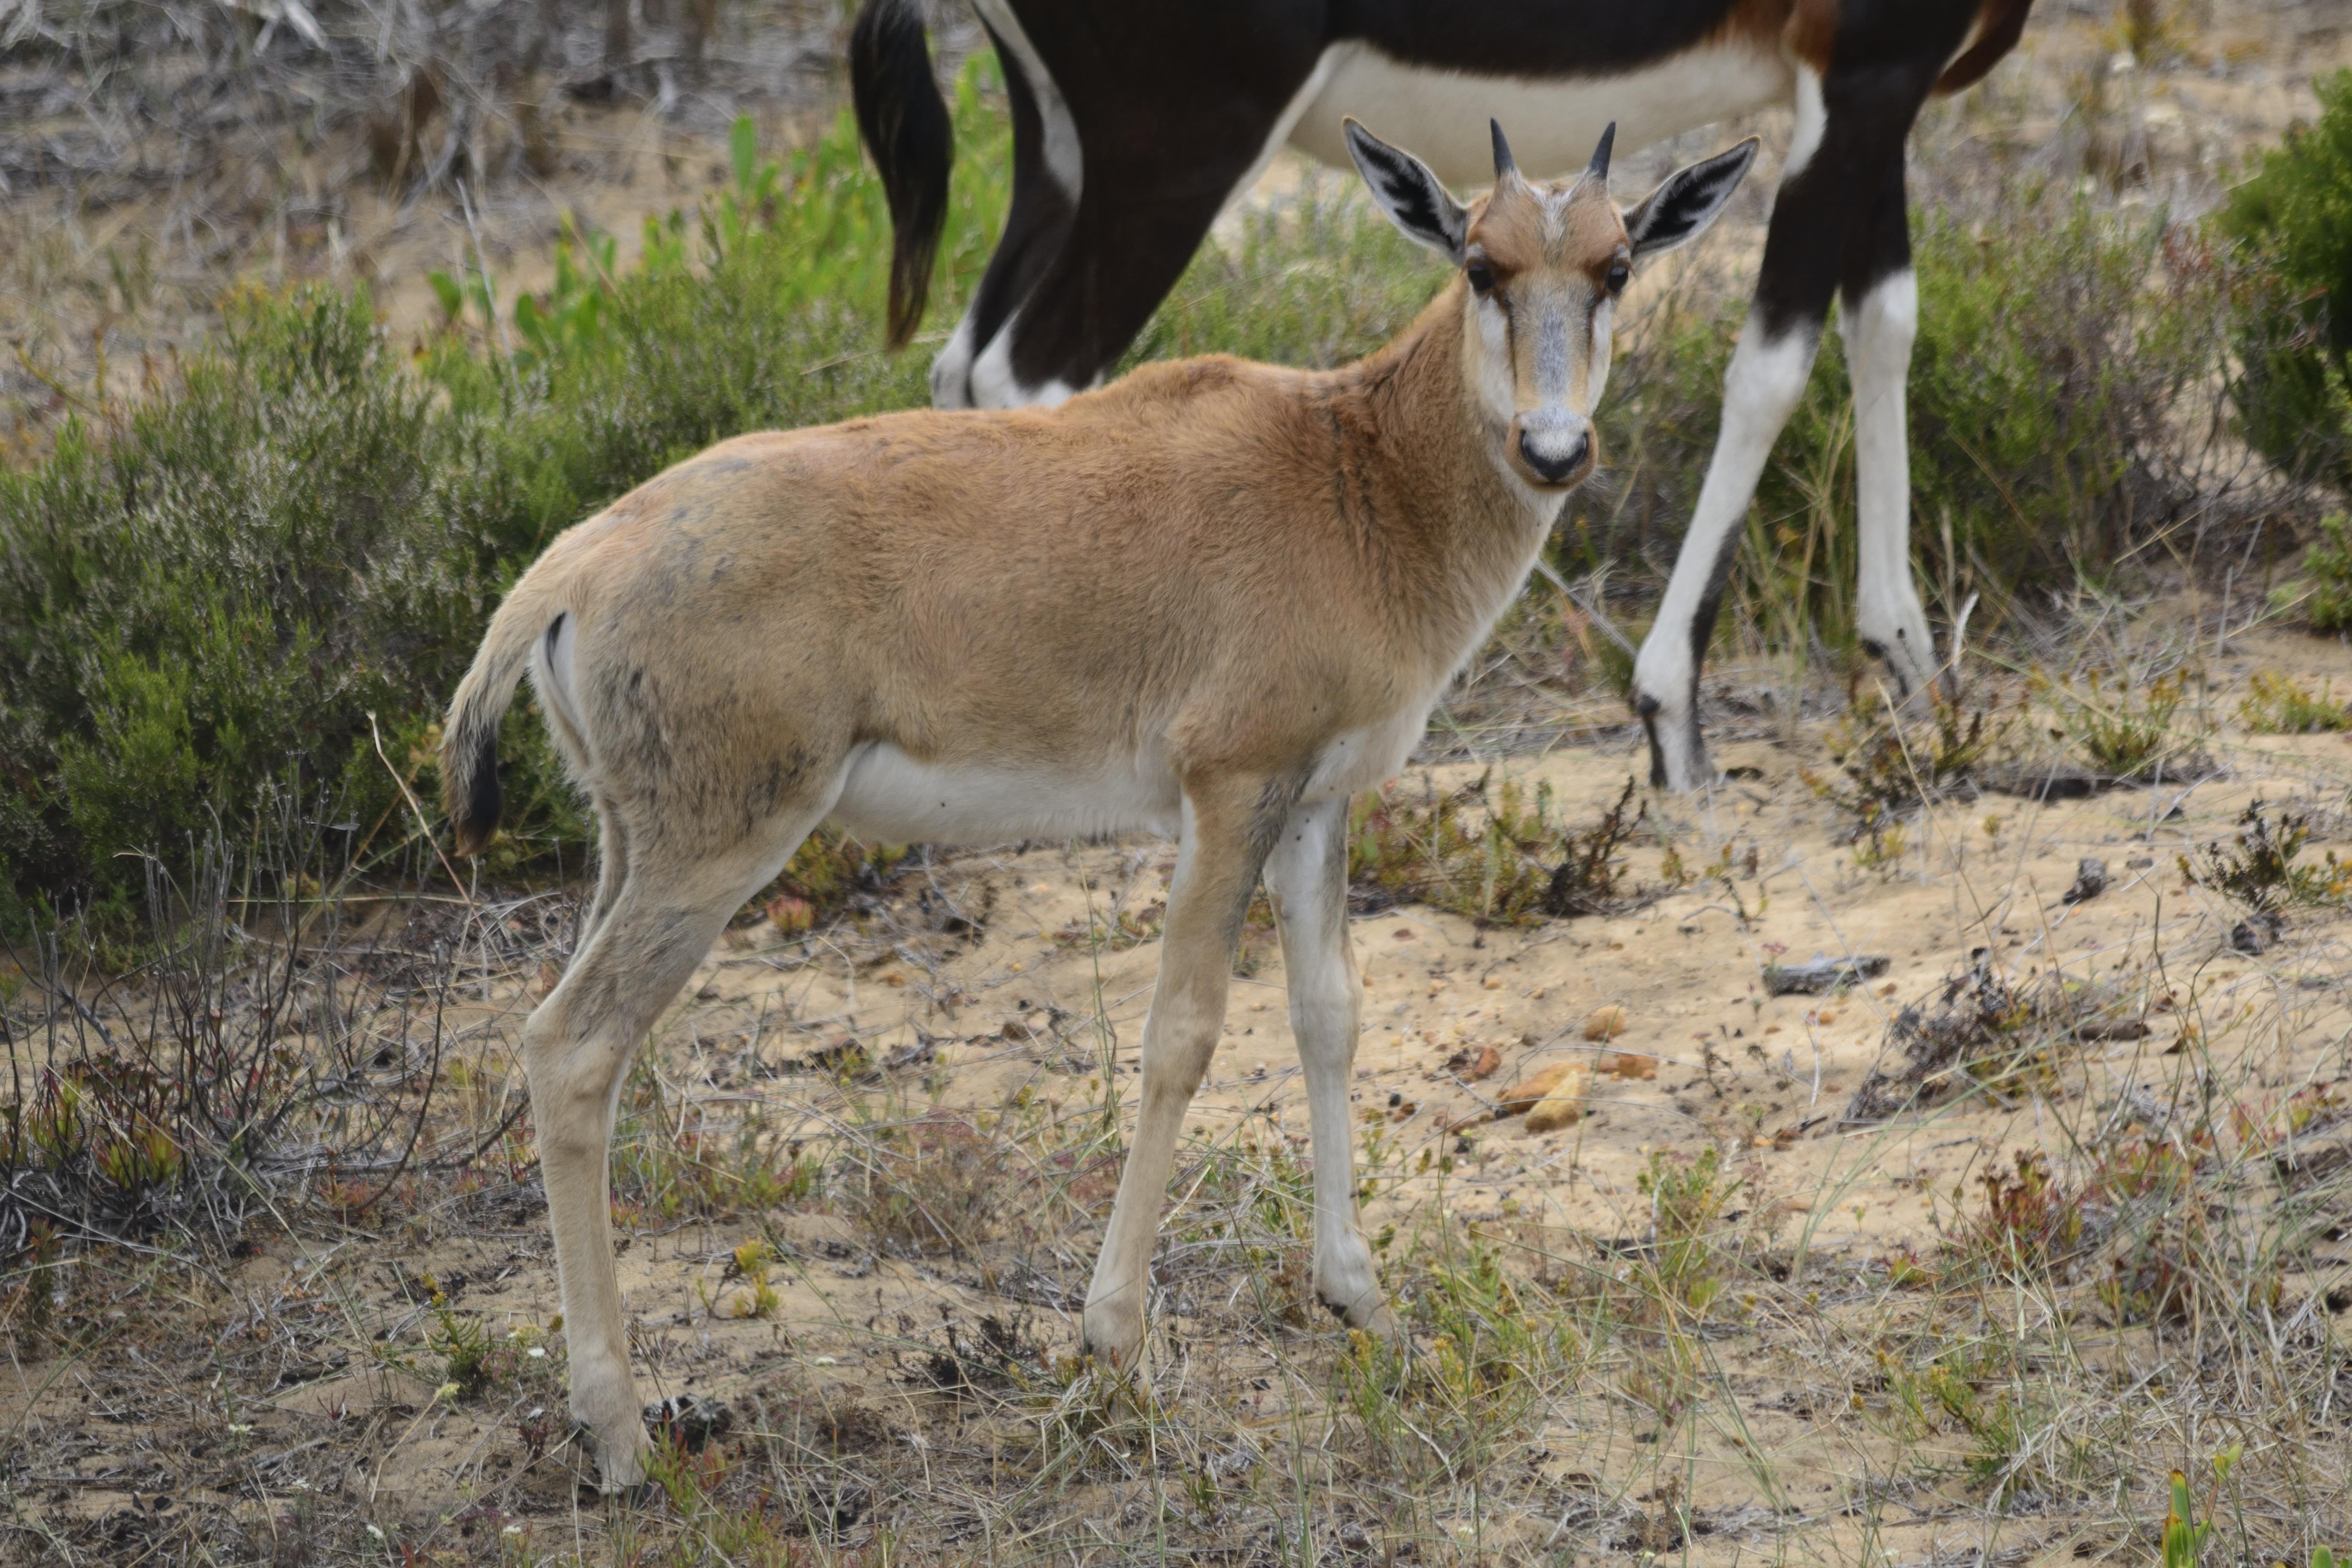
[2230,912,2285,954]
[1499,1063,1574,1114]
[1444,1042,1503,1081]
[1582,1005,1629,1042]
[2063,858,2109,905]
[1526,1078,1587,1133]
[1596,1051,1659,1081]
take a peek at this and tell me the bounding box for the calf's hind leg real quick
[526,800,831,1489]
[1262,795,1395,1337]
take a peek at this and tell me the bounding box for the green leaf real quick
[730,115,758,198]
[427,269,463,321]
[512,294,550,354]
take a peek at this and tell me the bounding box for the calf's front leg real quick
[1082,776,1287,1365]
[1262,795,1396,1336]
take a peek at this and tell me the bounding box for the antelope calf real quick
[442,118,1755,1491]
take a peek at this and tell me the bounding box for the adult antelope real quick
[852,0,2035,790]
[442,118,1754,1491]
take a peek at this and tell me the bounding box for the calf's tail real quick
[441,569,570,859]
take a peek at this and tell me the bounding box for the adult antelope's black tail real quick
[1934,0,2036,95]
[851,0,953,350]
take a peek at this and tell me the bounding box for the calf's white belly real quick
[830,743,1184,845]
[827,707,1433,846]
[1286,43,1795,189]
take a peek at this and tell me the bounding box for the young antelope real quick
[440,117,1755,1491]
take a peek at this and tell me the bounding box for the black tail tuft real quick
[445,723,505,861]
[851,0,953,350]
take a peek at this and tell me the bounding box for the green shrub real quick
[2220,70,2352,494]
[2302,512,2352,634]
[0,59,2247,924]
[0,76,1014,921]
[0,291,489,913]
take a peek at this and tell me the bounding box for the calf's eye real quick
[1466,262,1496,294]
[1605,262,1630,293]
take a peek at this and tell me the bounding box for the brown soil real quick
[7,611,2351,1561]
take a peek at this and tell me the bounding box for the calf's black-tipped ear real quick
[1344,117,1468,263]
[1625,137,1760,262]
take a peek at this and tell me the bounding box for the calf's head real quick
[1344,117,1758,495]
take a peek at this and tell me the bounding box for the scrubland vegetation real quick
[3,4,2352,1564]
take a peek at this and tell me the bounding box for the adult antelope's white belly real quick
[1287,43,1795,188]
[829,742,1183,845]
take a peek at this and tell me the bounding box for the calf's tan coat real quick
[441,119,1754,1489]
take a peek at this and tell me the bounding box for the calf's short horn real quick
[1588,121,1616,180]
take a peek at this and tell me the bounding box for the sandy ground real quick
[9,608,2344,1559]
[5,1,2352,1559]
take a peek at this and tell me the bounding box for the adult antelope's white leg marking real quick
[969,310,1085,408]
[1841,267,1939,700]
[1632,66,1830,793]
[949,0,1084,410]
[1632,322,1819,791]
[1261,795,1393,1334]
[972,0,1080,201]
[1780,66,1829,183]
[929,310,980,409]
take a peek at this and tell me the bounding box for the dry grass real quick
[3,618,2350,1564]
[3,4,2352,1563]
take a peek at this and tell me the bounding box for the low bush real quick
[2220,70,2352,494]
[2040,665,2208,779]
[1346,774,1648,925]
[2181,799,2351,914]
[2300,512,2352,635]
[848,1112,1009,1257]
[0,81,1013,924]
[0,810,450,1330]
[2239,669,2352,733]
[0,60,2275,927]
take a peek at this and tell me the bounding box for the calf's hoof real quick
[1079,1300,1145,1369]
[1325,1291,1402,1345]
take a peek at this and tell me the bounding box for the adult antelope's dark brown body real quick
[854,0,2036,789]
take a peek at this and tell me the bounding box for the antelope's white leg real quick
[929,309,980,409]
[1631,321,1819,792]
[1262,795,1394,1336]
[1840,267,1940,701]
[1082,784,1277,1365]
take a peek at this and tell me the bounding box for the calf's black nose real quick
[1519,427,1588,484]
